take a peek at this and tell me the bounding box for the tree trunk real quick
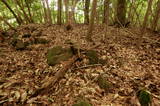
[71,0,79,24]
[116,0,126,26]
[142,0,153,30]
[103,0,110,24]
[57,0,62,25]
[1,0,22,25]
[86,0,97,42]
[104,0,110,39]
[84,0,90,24]
[45,0,52,24]
[64,0,69,24]
[151,0,160,31]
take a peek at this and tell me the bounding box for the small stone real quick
[15,40,26,50]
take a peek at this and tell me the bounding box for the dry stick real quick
[73,64,102,70]
[30,55,78,97]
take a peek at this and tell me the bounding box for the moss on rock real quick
[86,50,99,64]
[137,89,151,106]
[97,74,112,93]
[46,46,74,66]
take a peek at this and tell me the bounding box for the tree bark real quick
[45,0,52,24]
[116,0,126,26]
[57,0,62,25]
[86,0,97,42]
[103,0,109,24]
[84,0,90,24]
[151,0,160,31]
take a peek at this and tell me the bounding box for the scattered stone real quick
[34,38,49,44]
[15,40,27,50]
[137,89,151,106]
[86,50,99,64]
[97,74,112,93]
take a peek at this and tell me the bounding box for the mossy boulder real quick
[137,89,151,106]
[86,50,99,64]
[46,46,74,66]
[97,74,112,93]
[72,100,92,106]
[85,50,106,65]
[10,37,27,50]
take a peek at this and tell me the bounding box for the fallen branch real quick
[30,55,79,97]
[73,64,102,70]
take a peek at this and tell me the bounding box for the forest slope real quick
[0,24,160,105]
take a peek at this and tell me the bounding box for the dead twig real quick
[73,64,102,70]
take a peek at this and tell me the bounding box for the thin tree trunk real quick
[64,0,69,24]
[151,0,160,31]
[86,0,97,42]
[25,0,34,23]
[127,0,133,22]
[103,0,110,24]
[41,0,48,23]
[45,0,52,24]
[142,0,153,30]
[1,0,22,25]
[104,0,110,39]
[57,0,62,25]
[84,0,90,24]
[71,0,79,24]
[15,0,31,23]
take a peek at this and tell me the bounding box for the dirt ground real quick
[0,24,160,106]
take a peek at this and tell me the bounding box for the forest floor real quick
[0,24,160,106]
